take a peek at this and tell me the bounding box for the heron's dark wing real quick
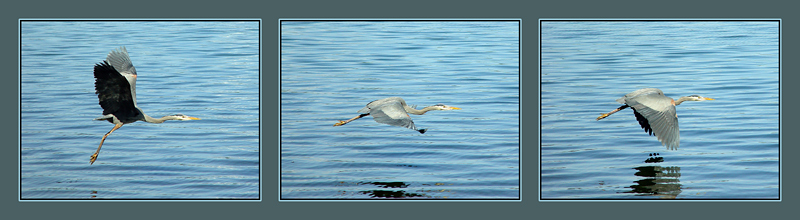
[624,91,680,150]
[367,100,417,130]
[94,61,139,122]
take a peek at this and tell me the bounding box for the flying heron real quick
[596,88,714,150]
[92,47,200,165]
[333,97,461,133]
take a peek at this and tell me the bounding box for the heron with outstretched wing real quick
[92,47,200,164]
[333,97,460,134]
[596,88,714,150]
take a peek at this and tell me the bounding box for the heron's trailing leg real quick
[597,105,629,120]
[91,123,123,165]
[334,114,369,126]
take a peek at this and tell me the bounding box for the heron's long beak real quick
[704,97,715,100]
[450,106,462,110]
[189,117,201,120]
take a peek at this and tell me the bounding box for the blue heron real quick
[92,47,200,164]
[333,97,461,134]
[597,88,714,150]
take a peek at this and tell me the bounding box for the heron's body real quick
[91,47,199,165]
[596,88,713,150]
[333,97,460,133]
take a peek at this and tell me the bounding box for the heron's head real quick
[431,104,461,111]
[685,95,715,101]
[169,114,201,121]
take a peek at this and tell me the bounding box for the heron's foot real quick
[418,129,427,134]
[596,113,610,121]
[333,120,347,126]
[90,153,98,165]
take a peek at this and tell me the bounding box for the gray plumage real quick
[598,88,714,150]
[334,97,461,133]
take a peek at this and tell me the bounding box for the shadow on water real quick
[623,154,682,199]
[356,181,427,199]
[331,181,457,199]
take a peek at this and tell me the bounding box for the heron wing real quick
[358,97,405,112]
[366,100,417,130]
[617,88,662,104]
[94,61,140,122]
[106,47,137,76]
[623,89,680,149]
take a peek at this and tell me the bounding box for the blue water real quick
[541,21,779,199]
[20,21,260,199]
[281,21,520,199]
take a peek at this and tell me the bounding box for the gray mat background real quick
[3,0,794,219]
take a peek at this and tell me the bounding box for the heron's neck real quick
[141,113,163,123]
[674,96,693,106]
[142,113,179,123]
[404,105,437,115]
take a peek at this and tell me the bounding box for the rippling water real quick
[281,21,520,199]
[20,21,260,199]
[541,21,779,199]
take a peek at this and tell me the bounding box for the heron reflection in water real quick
[333,97,461,133]
[596,88,714,150]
